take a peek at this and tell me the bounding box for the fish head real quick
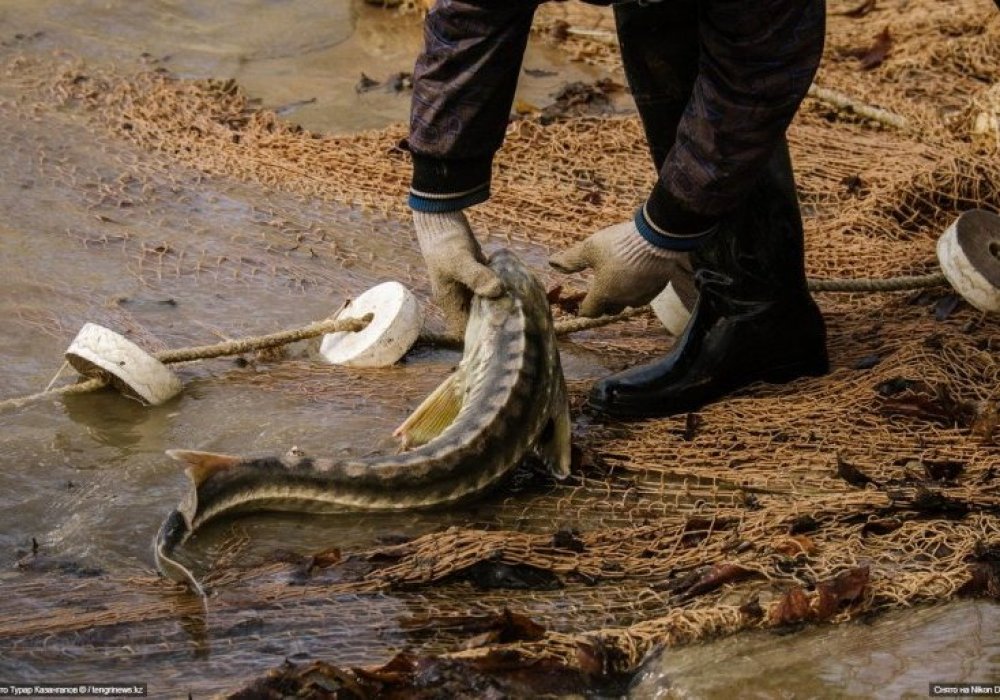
[485,249,545,305]
[153,509,207,598]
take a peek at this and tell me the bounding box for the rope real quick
[806,84,911,132]
[417,306,652,348]
[554,305,650,334]
[0,315,372,412]
[0,378,109,412]
[806,272,948,293]
[154,315,372,364]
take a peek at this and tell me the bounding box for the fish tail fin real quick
[535,376,572,480]
[153,509,208,598]
[155,449,241,597]
[393,370,465,449]
[167,449,242,488]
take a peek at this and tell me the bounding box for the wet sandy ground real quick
[0,0,608,566]
[0,1,997,697]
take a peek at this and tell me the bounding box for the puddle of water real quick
[2,0,604,134]
[629,601,1000,699]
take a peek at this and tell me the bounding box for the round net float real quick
[65,322,183,405]
[319,281,423,367]
[936,208,1000,314]
[650,282,693,336]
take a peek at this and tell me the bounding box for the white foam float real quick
[319,281,424,367]
[650,282,692,336]
[65,323,182,405]
[936,208,1000,314]
[648,209,1000,335]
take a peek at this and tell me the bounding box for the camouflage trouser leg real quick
[614,0,808,292]
[613,0,701,306]
[613,0,700,174]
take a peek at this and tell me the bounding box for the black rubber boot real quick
[589,141,829,418]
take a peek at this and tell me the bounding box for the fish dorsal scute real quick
[166,449,242,487]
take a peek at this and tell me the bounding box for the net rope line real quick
[0,270,953,411]
[0,315,371,411]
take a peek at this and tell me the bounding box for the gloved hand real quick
[549,219,692,318]
[413,210,504,335]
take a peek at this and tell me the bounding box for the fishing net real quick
[2,0,999,696]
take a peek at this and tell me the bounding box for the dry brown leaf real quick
[815,566,870,620]
[575,641,605,677]
[852,26,893,70]
[309,547,341,569]
[674,563,759,600]
[400,608,546,645]
[874,378,977,427]
[770,586,812,625]
[971,402,999,445]
[922,459,965,482]
[739,596,764,621]
[836,454,877,488]
[957,544,1000,599]
[774,535,818,557]
[840,0,876,17]
[957,562,1000,598]
[861,517,903,536]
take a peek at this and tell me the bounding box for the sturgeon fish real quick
[154,249,571,594]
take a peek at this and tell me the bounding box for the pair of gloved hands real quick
[413,209,691,335]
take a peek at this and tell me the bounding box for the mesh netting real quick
[2,0,999,694]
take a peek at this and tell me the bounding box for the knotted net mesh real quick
[1,0,998,695]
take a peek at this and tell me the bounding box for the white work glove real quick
[413,210,504,335]
[549,219,693,318]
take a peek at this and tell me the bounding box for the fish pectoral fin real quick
[393,370,465,449]
[167,449,242,487]
[534,383,573,480]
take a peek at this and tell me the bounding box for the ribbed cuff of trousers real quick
[636,183,719,251]
[408,153,493,213]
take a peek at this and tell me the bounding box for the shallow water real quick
[630,601,1000,699]
[0,1,996,697]
[0,0,607,566]
[0,1,615,694]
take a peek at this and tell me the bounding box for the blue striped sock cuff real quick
[634,204,716,252]
[408,183,490,213]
